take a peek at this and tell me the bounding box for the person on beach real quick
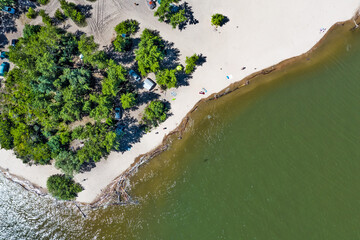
[199,91,205,95]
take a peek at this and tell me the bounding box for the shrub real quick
[114,19,139,35]
[120,93,136,109]
[60,0,86,26]
[185,54,199,74]
[54,9,66,22]
[39,10,52,26]
[113,35,132,52]
[156,68,177,89]
[211,13,225,27]
[37,0,49,5]
[169,9,187,29]
[142,100,168,127]
[26,7,37,19]
[47,174,83,200]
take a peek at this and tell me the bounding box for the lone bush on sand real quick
[185,54,199,74]
[211,13,225,27]
[114,19,139,35]
[47,174,83,200]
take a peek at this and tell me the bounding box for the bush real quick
[60,0,86,26]
[37,0,49,5]
[120,93,136,109]
[185,54,199,74]
[54,9,66,22]
[142,100,168,127]
[114,19,139,35]
[26,7,37,19]
[211,13,225,27]
[169,9,187,29]
[113,35,132,52]
[39,10,52,26]
[47,174,82,200]
[156,68,177,89]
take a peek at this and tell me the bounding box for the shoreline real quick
[1,0,359,204]
[90,15,360,206]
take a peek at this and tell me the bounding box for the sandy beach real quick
[0,0,359,203]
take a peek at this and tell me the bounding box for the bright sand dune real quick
[0,0,359,203]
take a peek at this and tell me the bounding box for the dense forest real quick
[0,25,126,177]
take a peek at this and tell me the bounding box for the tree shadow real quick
[197,53,207,66]
[0,33,9,48]
[221,16,230,27]
[115,114,144,152]
[79,160,96,173]
[178,2,198,30]
[77,4,93,18]
[176,71,192,87]
[162,40,180,69]
[136,91,160,107]
[0,13,17,35]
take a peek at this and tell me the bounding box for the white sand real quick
[0,0,359,203]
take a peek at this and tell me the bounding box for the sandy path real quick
[0,0,359,203]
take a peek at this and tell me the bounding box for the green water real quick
[2,23,360,239]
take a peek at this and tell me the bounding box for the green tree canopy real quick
[47,174,82,200]
[156,68,177,89]
[120,93,136,109]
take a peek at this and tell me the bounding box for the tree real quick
[211,13,225,27]
[185,54,199,74]
[169,9,187,29]
[60,0,86,26]
[54,9,66,22]
[114,19,139,35]
[142,100,168,127]
[102,60,127,96]
[47,174,82,200]
[38,0,49,5]
[113,35,132,52]
[156,68,177,89]
[0,0,14,9]
[120,93,136,109]
[54,151,81,176]
[0,116,14,150]
[26,7,37,19]
[135,29,165,76]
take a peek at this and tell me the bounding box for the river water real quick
[1,23,360,239]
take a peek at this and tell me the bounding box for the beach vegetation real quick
[0,115,14,150]
[54,9,66,22]
[0,25,131,175]
[26,7,37,19]
[47,174,82,200]
[135,29,165,76]
[211,13,225,27]
[154,0,187,29]
[169,9,187,29]
[156,68,177,89]
[113,35,132,52]
[0,0,14,9]
[114,19,139,35]
[37,0,49,5]
[39,10,53,26]
[185,54,199,74]
[60,0,86,26]
[120,93,136,109]
[142,100,168,127]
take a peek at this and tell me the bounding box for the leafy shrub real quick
[54,9,66,22]
[0,115,14,150]
[156,68,177,89]
[142,100,168,127]
[26,7,37,19]
[185,54,199,74]
[113,35,132,52]
[39,10,52,26]
[60,0,86,26]
[120,93,136,109]
[37,0,49,5]
[169,9,187,29]
[22,24,42,39]
[114,19,139,35]
[47,174,82,200]
[211,13,225,27]
[135,29,165,76]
